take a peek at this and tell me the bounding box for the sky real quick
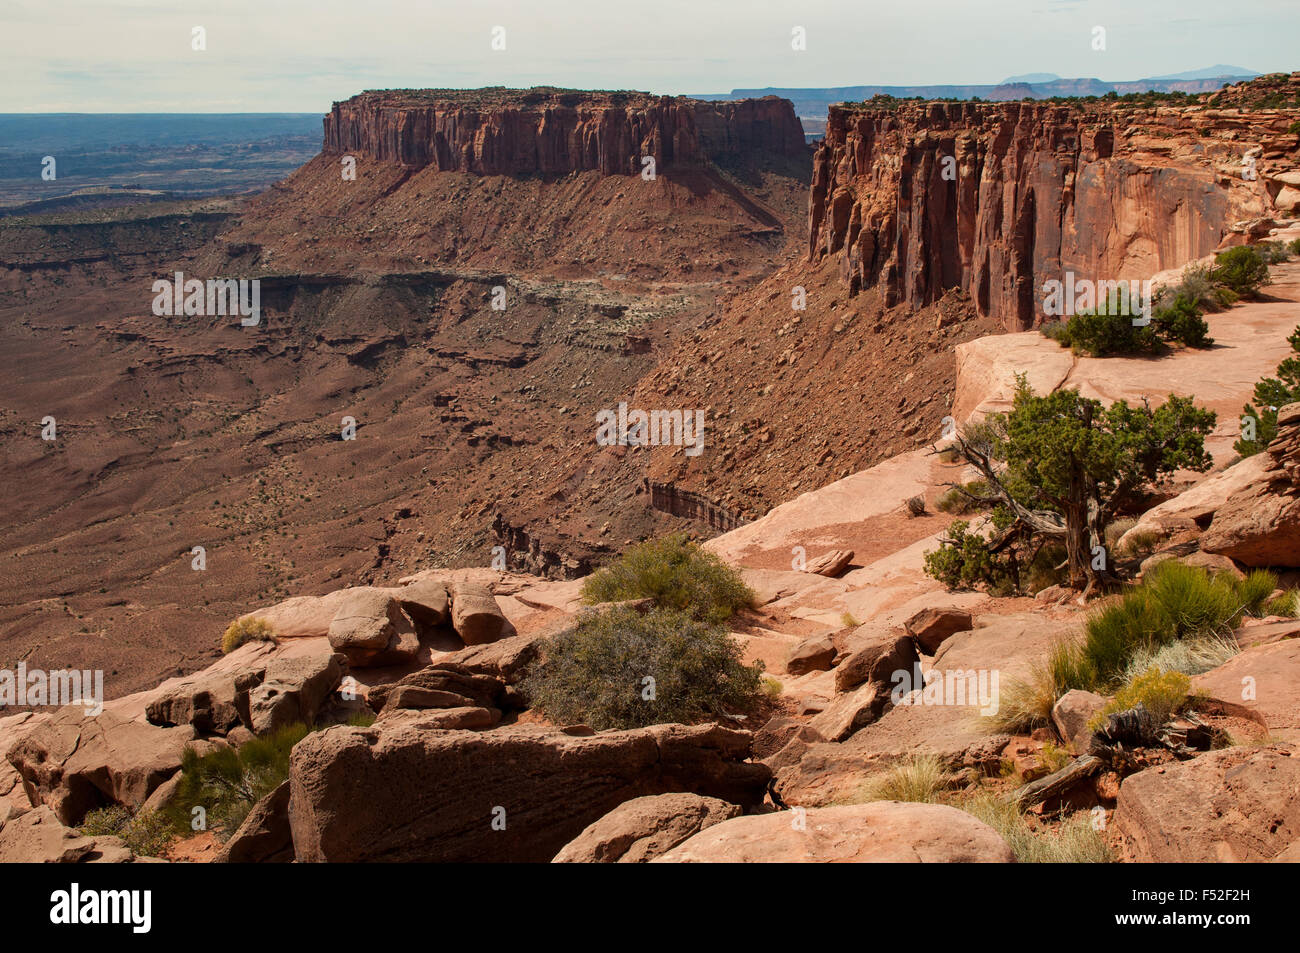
[1,0,1296,113]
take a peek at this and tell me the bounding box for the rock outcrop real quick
[551,793,740,863]
[288,721,769,862]
[1113,743,1300,862]
[808,99,1284,330]
[654,802,1016,863]
[1201,403,1300,566]
[323,88,805,175]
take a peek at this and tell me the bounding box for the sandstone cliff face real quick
[809,99,1295,330]
[323,88,805,175]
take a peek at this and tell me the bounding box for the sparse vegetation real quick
[1236,324,1300,456]
[581,532,754,623]
[521,605,765,731]
[857,754,953,804]
[221,616,277,654]
[1211,245,1271,299]
[1053,562,1274,693]
[78,806,176,857]
[959,792,1113,863]
[166,723,310,840]
[1040,298,1161,357]
[1089,666,1190,730]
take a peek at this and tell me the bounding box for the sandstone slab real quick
[551,793,741,863]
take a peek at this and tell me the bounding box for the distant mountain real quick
[695,67,1260,130]
[1000,73,1061,84]
[1148,65,1259,80]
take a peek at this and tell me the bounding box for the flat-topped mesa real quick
[810,98,1293,330]
[322,87,806,175]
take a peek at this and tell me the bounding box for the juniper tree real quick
[934,376,1216,595]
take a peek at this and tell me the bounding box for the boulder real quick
[377,706,500,730]
[379,685,476,712]
[327,589,420,666]
[365,663,505,713]
[6,707,195,825]
[214,781,293,863]
[243,653,346,735]
[809,682,891,742]
[450,581,508,645]
[904,607,974,654]
[434,632,541,683]
[1051,689,1109,754]
[804,549,853,577]
[833,627,919,693]
[0,805,132,863]
[1201,403,1300,567]
[785,635,836,676]
[1192,639,1300,742]
[1113,743,1300,862]
[654,802,1015,863]
[551,793,741,863]
[397,578,450,630]
[751,717,824,761]
[288,721,769,862]
[1117,454,1270,553]
[146,673,247,735]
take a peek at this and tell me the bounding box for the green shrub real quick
[857,754,952,804]
[936,479,991,514]
[1211,245,1271,299]
[78,806,175,857]
[1289,238,1300,257]
[166,723,310,840]
[581,533,754,623]
[1168,264,1219,311]
[1152,291,1213,348]
[1039,740,1071,774]
[1260,241,1292,265]
[1089,667,1190,730]
[1042,306,1161,357]
[221,616,276,654]
[924,520,1018,594]
[521,605,765,730]
[1265,589,1299,617]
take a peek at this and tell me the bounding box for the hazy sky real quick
[2,0,1296,112]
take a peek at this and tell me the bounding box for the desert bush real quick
[1260,241,1292,265]
[521,605,764,731]
[905,494,927,516]
[960,792,1113,863]
[924,519,1017,594]
[1289,238,1300,256]
[581,532,754,623]
[1265,589,1299,617]
[221,616,276,654]
[166,723,310,840]
[1151,291,1213,348]
[1121,633,1239,681]
[78,806,175,857]
[858,754,952,804]
[990,658,1065,734]
[936,479,991,514]
[1211,245,1271,299]
[1089,667,1190,730]
[1041,306,1161,357]
[1168,264,1219,311]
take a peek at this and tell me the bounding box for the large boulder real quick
[214,781,293,863]
[242,653,347,735]
[785,635,836,676]
[654,802,1015,863]
[551,793,741,863]
[833,626,919,693]
[1192,640,1300,742]
[288,721,769,862]
[365,663,506,713]
[327,589,419,666]
[1052,689,1108,755]
[0,805,132,863]
[1201,403,1300,567]
[397,578,450,631]
[904,607,974,655]
[809,682,891,742]
[6,707,195,825]
[450,581,508,646]
[1113,743,1300,862]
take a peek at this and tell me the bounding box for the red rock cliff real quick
[323,88,806,176]
[809,99,1297,330]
